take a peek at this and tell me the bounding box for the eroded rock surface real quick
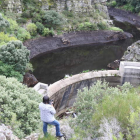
[0,124,19,140]
[25,31,133,59]
[122,40,140,61]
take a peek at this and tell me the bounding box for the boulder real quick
[107,60,120,69]
[122,40,140,61]
[23,73,38,87]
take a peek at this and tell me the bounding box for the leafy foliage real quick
[36,22,45,34]
[0,41,30,74]
[71,81,140,139]
[78,22,98,31]
[109,0,140,13]
[43,28,54,36]
[0,13,10,32]
[0,75,42,138]
[43,10,64,29]
[26,23,37,36]
[16,28,31,41]
[0,61,23,82]
[0,32,17,46]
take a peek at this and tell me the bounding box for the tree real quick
[0,76,42,138]
[0,13,10,32]
[0,41,30,74]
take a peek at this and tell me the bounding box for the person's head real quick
[43,95,50,104]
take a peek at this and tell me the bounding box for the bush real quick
[26,23,37,36]
[43,28,54,36]
[17,27,31,41]
[97,22,108,30]
[16,18,27,24]
[78,22,97,31]
[0,13,10,32]
[71,81,134,139]
[21,10,32,18]
[43,10,64,29]
[32,13,42,23]
[0,32,17,46]
[0,61,23,82]
[36,22,45,34]
[107,0,117,7]
[0,75,42,138]
[0,41,30,74]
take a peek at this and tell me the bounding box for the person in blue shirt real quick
[39,95,63,137]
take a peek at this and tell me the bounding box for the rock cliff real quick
[0,0,109,20]
[122,40,140,61]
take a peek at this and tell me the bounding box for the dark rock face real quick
[122,40,140,61]
[24,31,133,59]
[23,73,38,87]
[108,7,140,27]
[107,60,120,69]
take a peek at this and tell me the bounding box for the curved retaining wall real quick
[48,70,120,116]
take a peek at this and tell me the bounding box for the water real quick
[31,18,139,84]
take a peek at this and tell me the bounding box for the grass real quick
[38,134,57,140]
[108,27,123,32]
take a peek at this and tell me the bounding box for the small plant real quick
[108,27,123,32]
[82,70,90,73]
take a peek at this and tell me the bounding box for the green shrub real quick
[16,18,27,24]
[36,22,45,34]
[32,13,42,23]
[123,4,135,12]
[78,22,97,31]
[0,32,17,46]
[21,10,32,18]
[0,40,30,74]
[71,81,133,138]
[43,10,64,29]
[108,27,123,32]
[97,22,108,30]
[62,10,74,17]
[43,28,54,36]
[0,13,10,32]
[0,61,23,82]
[26,23,37,36]
[17,27,31,41]
[92,91,140,131]
[107,1,117,7]
[25,63,34,72]
[0,75,42,138]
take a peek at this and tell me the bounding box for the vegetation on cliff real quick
[108,0,140,13]
[70,81,140,140]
